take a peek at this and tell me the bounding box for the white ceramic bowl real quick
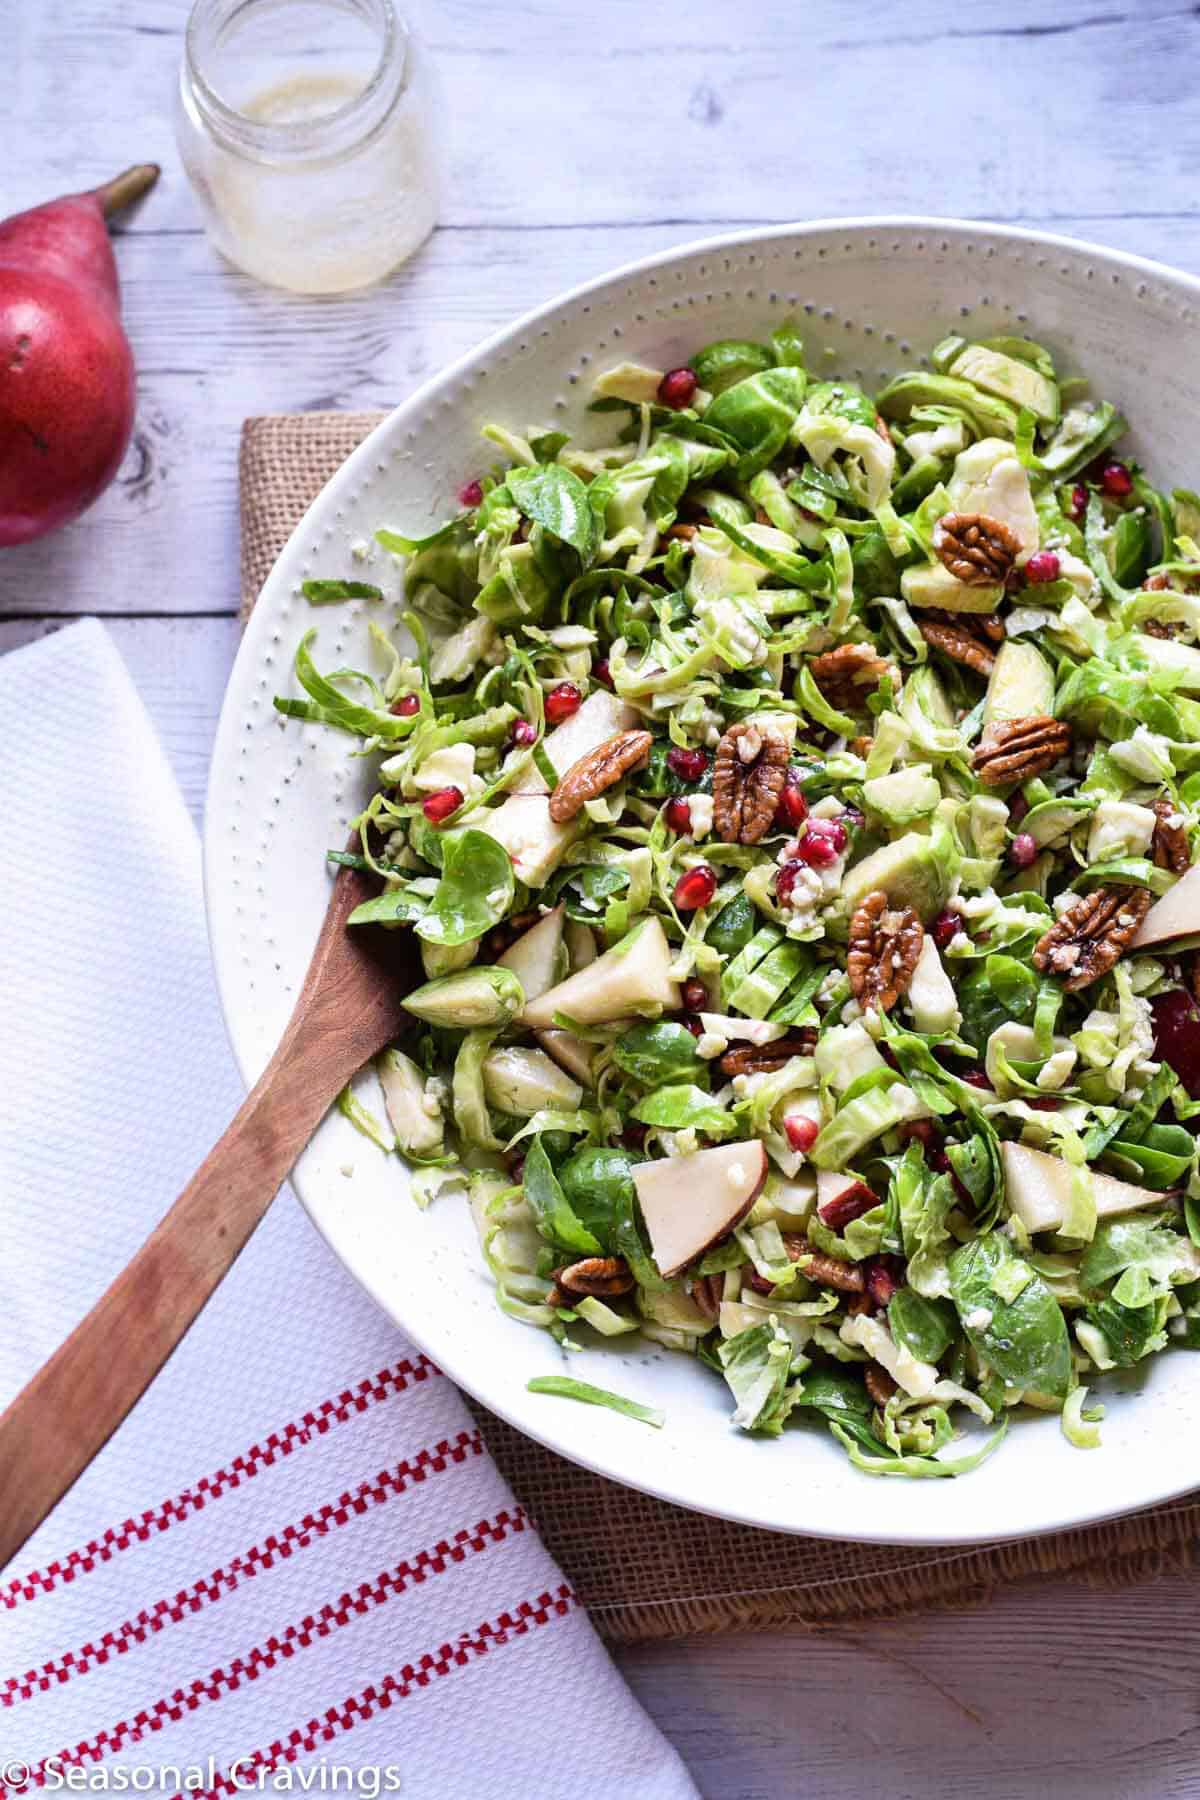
[207,219,1200,1543]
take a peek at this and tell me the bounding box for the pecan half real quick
[718,1029,818,1077]
[690,1272,725,1322]
[864,1363,898,1407]
[1152,797,1191,874]
[847,890,924,1013]
[548,729,652,823]
[808,642,894,715]
[1032,885,1154,992]
[918,610,1003,677]
[782,1236,865,1294]
[552,1256,635,1302]
[1145,569,1200,596]
[972,715,1072,787]
[933,511,1022,586]
[713,722,789,844]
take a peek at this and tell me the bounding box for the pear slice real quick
[633,1140,768,1278]
[534,1027,596,1087]
[522,916,680,1030]
[816,1168,866,1212]
[482,1045,582,1115]
[498,906,565,1013]
[1131,862,1200,951]
[1001,1141,1164,1234]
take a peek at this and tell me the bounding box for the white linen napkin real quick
[0,620,696,1800]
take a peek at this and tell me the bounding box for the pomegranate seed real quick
[931,909,958,951]
[658,366,697,409]
[1068,484,1088,523]
[865,1256,904,1309]
[784,1113,821,1155]
[1024,550,1061,584]
[682,978,709,1012]
[422,786,463,825]
[1100,461,1133,499]
[1152,989,1200,1099]
[775,859,808,904]
[962,1069,992,1090]
[899,1118,943,1152]
[680,1013,705,1037]
[509,718,537,748]
[592,658,613,689]
[774,773,808,831]
[544,682,582,726]
[812,816,849,849]
[819,1179,877,1231]
[930,1148,951,1174]
[1008,831,1038,870]
[667,745,708,782]
[389,692,420,716]
[665,797,693,834]
[1028,1096,1061,1111]
[459,478,484,508]
[796,819,846,867]
[621,1122,648,1151]
[674,864,717,910]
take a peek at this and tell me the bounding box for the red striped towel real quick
[0,622,696,1800]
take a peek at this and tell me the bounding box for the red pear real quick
[0,164,159,547]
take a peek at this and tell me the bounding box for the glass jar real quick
[175,0,439,294]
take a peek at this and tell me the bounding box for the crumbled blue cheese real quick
[963,1306,993,1332]
[696,1032,728,1060]
[688,793,715,840]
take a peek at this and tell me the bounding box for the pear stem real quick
[95,164,161,219]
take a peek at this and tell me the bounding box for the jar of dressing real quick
[176,0,439,294]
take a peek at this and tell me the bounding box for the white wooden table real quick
[7,1,1200,1791]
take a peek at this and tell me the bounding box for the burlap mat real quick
[240,410,1200,1641]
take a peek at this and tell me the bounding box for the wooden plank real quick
[11,0,1200,231]
[616,1576,1200,1799]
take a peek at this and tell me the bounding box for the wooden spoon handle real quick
[0,1050,334,1573]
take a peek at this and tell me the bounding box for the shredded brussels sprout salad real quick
[276,324,1200,1477]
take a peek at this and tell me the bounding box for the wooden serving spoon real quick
[0,857,416,1572]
